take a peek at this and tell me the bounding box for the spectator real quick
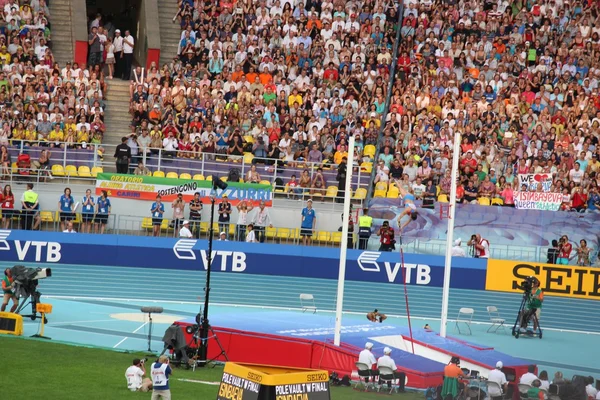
[150,195,165,237]
[287,174,302,200]
[336,157,347,203]
[576,239,591,267]
[310,167,326,197]
[520,365,538,386]
[218,232,228,241]
[81,189,95,234]
[188,192,202,238]
[487,362,508,400]
[452,239,466,257]
[179,220,193,238]
[88,26,102,66]
[251,200,272,243]
[58,187,75,232]
[171,194,185,230]
[300,199,316,246]
[95,190,111,234]
[246,164,261,183]
[122,30,135,80]
[235,200,253,242]
[374,161,390,184]
[217,195,232,236]
[134,161,151,176]
[538,371,550,391]
[245,223,257,243]
[63,221,76,233]
[1,185,15,229]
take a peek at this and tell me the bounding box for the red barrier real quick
[175,322,443,389]
[74,41,88,66]
[147,48,160,68]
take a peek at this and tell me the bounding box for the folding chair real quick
[518,383,532,399]
[299,294,316,313]
[486,380,504,400]
[487,306,506,333]
[455,308,474,335]
[354,362,375,391]
[377,366,397,394]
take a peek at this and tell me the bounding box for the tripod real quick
[511,292,543,339]
[145,312,156,352]
[191,324,228,371]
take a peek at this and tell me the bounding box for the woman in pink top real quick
[500,183,515,207]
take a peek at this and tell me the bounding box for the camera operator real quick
[151,355,173,399]
[467,234,490,258]
[557,235,572,265]
[1,268,19,313]
[547,240,559,264]
[377,221,395,252]
[125,358,152,392]
[520,278,544,332]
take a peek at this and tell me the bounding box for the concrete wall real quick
[7,182,345,232]
[72,0,89,65]
[134,0,161,69]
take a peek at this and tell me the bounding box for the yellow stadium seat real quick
[363,145,376,158]
[331,231,343,244]
[438,194,449,203]
[220,176,228,182]
[478,197,491,206]
[315,231,330,243]
[353,188,367,200]
[387,188,399,198]
[11,162,17,173]
[360,162,373,173]
[325,186,338,199]
[206,175,213,181]
[491,198,504,206]
[373,189,386,198]
[193,174,205,180]
[244,136,255,144]
[65,165,78,177]
[160,219,172,231]
[40,211,54,223]
[375,182,388,191]
[244,153,254,164]
[141,218,153,230]
[153,171,165,178]
[78,166,92,177]
[259,180,271,186]
[436,186,441,196]
[73,213,82,224]
[276,227,293,240]
[51,164,65,176]
[91,167,103,177]
[266,226,277,238]
[180,173,192,180]
[166,172,179,179]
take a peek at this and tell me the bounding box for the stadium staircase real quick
[49,0,75,66]
[103,79,132,171]
[157,0,181,67]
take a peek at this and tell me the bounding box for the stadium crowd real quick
[121,0,600,212]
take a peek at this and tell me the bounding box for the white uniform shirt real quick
[179,226,193,238]
[586,385,598,398]
[487,369,507,396]
[123,35,135,54]
[125,365,144,391]
[452,246,466,257]
[113,36,124,52]
[478,239,490,258]
[377,355,397,371]
[358,349,377,368]
[520,372,538,386]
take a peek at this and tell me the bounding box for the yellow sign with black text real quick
[485,259,600,300]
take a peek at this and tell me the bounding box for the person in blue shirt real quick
[151,195,165,237]
[587,187,600,213]
[151,355,172,399]
[58,187,75,232]
[81,189,95,234]
[95,190,111,234]
[300,199,316,246]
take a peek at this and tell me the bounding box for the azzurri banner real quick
[0,230,487,290]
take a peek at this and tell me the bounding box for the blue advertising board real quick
[0,230,487,290]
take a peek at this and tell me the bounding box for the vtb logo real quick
[0,230,62,262]
[357,251,431,285]
[173,239,246,272]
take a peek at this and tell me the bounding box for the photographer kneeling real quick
[520,278,544,332]
[378,221,395,252]
[125,358,152,392]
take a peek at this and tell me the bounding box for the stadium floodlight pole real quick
[334,136,356,346]
[440,131,461,338]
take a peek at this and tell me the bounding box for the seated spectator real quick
[520,365,538,386]
[374,161,389,184]
[134,161,151,176]
[310,167,326,197]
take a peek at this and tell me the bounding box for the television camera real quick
[10,265,52,322]
[511,276,542,339]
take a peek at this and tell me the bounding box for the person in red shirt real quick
[323,62,339,83]
[378,221,395,252]
[557,235,572,265]
[571,187,587,212]
[460,151,477,171]
[1,184,14,229]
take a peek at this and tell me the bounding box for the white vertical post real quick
[440,131,461,338]
[334,136,356,346]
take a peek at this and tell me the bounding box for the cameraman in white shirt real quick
[125,358,152,392]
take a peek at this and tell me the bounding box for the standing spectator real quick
[336,157,347,203]
[122,30,135,80]
[95,190,111,234]
[300,199,316,246]
[245,224,257,243]
[105,37,115,79]
[217,195,232,236]
[1,185,15,229]
[21,183,40,231]
[179,220,193,238]
[576,240,591,267]
[252,200,272,243]
[58,187,75,232]
[81,189,95,234]
[171,194,185,230]
[114,137,131,174]
[311,167,326,197]
[235,200,253,241]
[188,192,202,239]
[150,195,165,237]
[557,236,572,265]
[113,29,123,78]
[377,221,395,252]
[88,26,102,66]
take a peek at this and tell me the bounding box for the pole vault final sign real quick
[217,362,331,400]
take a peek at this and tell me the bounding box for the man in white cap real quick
[178,220,193,238]
[218,232,228,241]
[377,347,406,392]
[452,238,466,257]
[487,361,508,400]
[358,342,378,384]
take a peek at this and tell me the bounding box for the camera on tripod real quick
[520,276,538,295]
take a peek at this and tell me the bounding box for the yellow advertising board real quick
[217,362,330,400]
[485,259,600,300]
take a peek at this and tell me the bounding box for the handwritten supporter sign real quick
[518,174,553,192]
[514,191,562,211]
[95,173,272,205]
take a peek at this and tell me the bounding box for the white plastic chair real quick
[487,306,506,333]
[455,307,475,335]
[486,380,504,399]
[377,365,397,394]
[518,383,532,399]
[299,294,316,313]
[354,362,374,391]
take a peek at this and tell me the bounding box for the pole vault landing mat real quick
[175,310,531,389]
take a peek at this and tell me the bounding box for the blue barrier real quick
[0,230,487,290]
